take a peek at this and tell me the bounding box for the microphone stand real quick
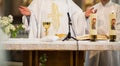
[63,12,78,41]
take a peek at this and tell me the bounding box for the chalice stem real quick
[45,29,48,36]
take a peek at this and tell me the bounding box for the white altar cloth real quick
[1,39,120,51]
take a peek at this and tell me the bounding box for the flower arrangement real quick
[0,15,25,38]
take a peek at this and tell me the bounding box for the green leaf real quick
[10,30,17,38]
[40,54,48,65]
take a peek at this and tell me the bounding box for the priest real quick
[85,0,120,66]
[19,0,86,38]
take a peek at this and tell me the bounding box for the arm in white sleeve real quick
[116,6,120,40]
[22,16,30,31]
[69,1,87,36]
[72,12,87,36]
[22,0,38,31]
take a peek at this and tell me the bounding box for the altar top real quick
[1,39,120,51]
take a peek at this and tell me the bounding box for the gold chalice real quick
[43,22,51,36]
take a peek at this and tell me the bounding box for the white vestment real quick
[85,1,120,66]
[23,0,86,38]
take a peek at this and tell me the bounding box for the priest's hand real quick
[85,7,97,18]
[19,6,31,16]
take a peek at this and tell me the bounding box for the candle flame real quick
[112,11,115,13]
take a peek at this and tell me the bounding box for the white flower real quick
[0,15,16,35]
[2,16,8,20]
[9,24,16,31]
[4,24,16,34]
[0,15,14,27]
[8,15,13,19]
[8,15,13,23]
[0,20,9,26]
[4,26,10,34]
[22,25,26,29]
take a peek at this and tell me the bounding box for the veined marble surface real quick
[78,41,120,51]
[1,38,120,51]
[1,38,77,51]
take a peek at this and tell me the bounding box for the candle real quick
[109,12,116,42]
[90,13,97,41]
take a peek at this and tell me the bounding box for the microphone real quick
[67,12,71,22]
[63,12,78,41]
